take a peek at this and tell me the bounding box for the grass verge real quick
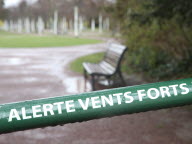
[0,30,101,48]
[70,52,104,74]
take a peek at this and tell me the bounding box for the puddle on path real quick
[0,57,30,66]
[61,76,92,94]
[62,77,78,93]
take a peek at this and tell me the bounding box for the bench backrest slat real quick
[100,61,116,74]
[102,43,127,73]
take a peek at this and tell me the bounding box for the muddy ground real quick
[0,44,191,144]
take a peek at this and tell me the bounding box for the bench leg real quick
[107,76,111,86]
[118,71,126,86]
[91,75,96,91]
[84,69,87,92]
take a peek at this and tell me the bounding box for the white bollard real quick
[37,17,44,35]
[25,18,30,33]
[13,20,17,32]
[99,14,103,33]
[10,20,14,32]
[3,20,9,31]
[105,18,110,31]
[17,19,22,33]
[14,21,17,32]
[69,20,73,31]
[91,18,95,32]
[53,11,58,35]
[37,17,41,35]
[48,18,52,30]
[79,16,83,33]
[62,17,67,34]
[30,20,36,33]
[74,6,79,37]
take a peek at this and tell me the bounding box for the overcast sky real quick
[4,0,115,8]
[4,0,37,8]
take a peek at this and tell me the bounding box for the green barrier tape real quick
[0,78,192,134]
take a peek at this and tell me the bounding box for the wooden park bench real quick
[83,43,128,91]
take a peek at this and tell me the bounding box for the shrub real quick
[112,0,192,81]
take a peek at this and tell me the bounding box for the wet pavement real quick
[0,44,191,144]
[0,44,105,104]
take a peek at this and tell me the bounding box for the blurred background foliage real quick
[108,0,192,81]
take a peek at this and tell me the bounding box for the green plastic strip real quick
[0,78,192,134]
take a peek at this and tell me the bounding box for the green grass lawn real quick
[70,52,104,74]
[0,30,101,48]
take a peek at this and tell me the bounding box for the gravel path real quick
[0,44,191,144]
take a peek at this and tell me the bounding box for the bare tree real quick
[5,0,113,27]
[0,0,8,19]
